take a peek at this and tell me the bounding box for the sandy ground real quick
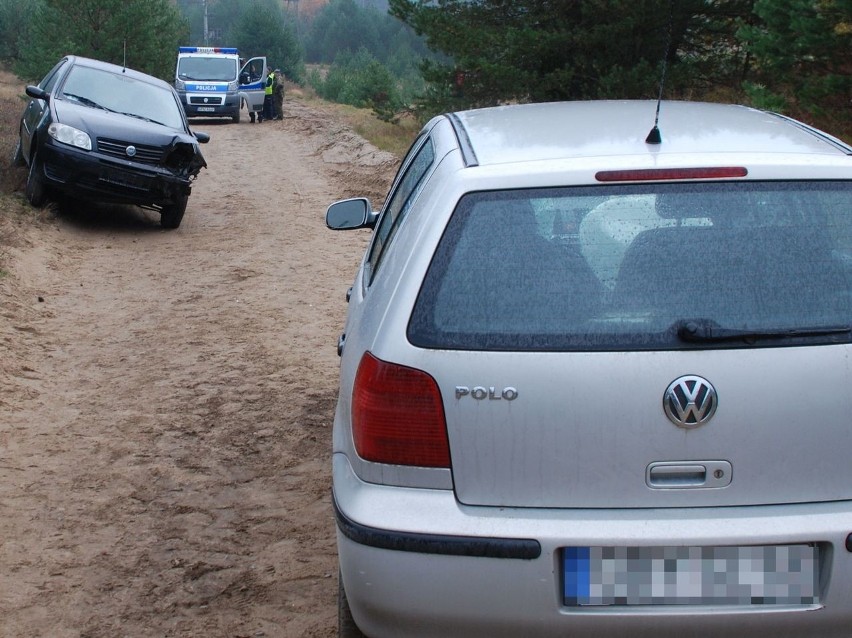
[0,79,399,637]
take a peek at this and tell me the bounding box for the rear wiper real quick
[674,319,852,343]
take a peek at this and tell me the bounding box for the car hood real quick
[53,99,206,174]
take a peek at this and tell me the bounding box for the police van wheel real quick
[232,110,241,124]
[161,195,188,229]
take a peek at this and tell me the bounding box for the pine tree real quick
[15,0,189,81]
[739,0,851,133]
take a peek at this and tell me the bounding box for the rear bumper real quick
[334,453,852,638]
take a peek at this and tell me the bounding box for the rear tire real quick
[339,570,367,638]
[161,195,188,229]
[25,149,48,208]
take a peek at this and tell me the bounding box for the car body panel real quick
[452,101,850,166]
[327,100,852,636]
[426,346,852,508]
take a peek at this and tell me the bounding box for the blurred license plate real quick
[100,169,150,191]
[197,106,215,112]
[564,545,819,606]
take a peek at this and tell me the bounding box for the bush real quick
[314,49,403,122]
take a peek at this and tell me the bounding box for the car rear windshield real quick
[408,181,852,351]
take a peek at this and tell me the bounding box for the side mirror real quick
[25,85,49,102]
[193,131,210,143]
[326,197,374,230]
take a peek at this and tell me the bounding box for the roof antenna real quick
[646,0,674,145]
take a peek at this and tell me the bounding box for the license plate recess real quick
[564,545,819,606]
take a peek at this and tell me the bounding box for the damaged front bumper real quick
[38,136,206,209]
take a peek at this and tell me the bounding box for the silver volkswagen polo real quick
[325,100,852,637]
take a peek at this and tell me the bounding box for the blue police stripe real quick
[185,83,228,92]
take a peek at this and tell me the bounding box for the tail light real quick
[352,352,450,468]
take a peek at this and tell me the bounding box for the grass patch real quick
[341,107,421,158]
[290,86,420,158]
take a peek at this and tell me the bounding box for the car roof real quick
[64,55,173,91]
[449,100,852,167]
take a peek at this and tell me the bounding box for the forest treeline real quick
[0,0,849,136]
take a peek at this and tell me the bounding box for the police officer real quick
[260,68,275,122]
[273,69,284,120]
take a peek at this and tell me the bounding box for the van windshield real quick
[408,181,852,351]
[177,56,237,82]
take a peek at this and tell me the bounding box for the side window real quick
[366,137,435,284]
[40,59,68,93]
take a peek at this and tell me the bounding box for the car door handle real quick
[337,333,346,357]
[646,461,732,489]
[346,286,352,303]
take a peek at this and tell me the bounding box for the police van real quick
[174,47,267,123]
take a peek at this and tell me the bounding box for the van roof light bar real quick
[178,47,238,54]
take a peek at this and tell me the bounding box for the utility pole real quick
[203,0,209,46]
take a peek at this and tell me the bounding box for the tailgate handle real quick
[646,461,732,489]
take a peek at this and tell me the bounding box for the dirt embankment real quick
[0,71,399,637]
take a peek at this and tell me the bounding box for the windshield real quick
[409,181,852,351]
[177,56,237,82]
[60,65,185,130]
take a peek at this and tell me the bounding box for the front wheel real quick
[25,149,48,207]
[339,571,367,638]
[161,194,188,229]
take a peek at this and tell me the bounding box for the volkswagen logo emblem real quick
[125,145,137,158]
[663,375,718,429]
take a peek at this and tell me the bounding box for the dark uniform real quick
[273,69,284,120]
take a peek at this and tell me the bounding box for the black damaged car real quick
[13,55,209,229]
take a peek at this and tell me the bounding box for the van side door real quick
[239,57,268,113]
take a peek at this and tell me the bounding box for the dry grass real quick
[0,67,47,278]
[287,84,421,157]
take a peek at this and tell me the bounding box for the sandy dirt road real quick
[0,91,398,637]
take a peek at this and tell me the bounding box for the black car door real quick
[20,58,68,160]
